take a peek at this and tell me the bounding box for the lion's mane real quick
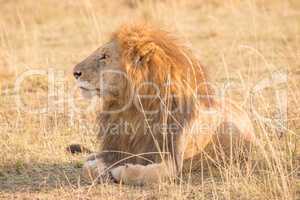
[98,23,214,167]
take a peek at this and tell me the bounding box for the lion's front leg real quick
[110,161,177,186]
[81,154,113,183]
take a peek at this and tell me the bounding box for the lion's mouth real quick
[76,80,100,93]
[79,87,100,92]
[76,81,104,98]
[78,86,101,99]
[79,87,101,96]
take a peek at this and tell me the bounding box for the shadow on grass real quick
[0,161,218,194]
[0,162,88,193]
[0,155,241,194]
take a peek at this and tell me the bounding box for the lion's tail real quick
[66,144,93,154]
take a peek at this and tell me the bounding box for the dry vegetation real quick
[0,0,300,199]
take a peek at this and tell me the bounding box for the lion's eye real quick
[99,53,108,61]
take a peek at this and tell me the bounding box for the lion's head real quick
[73,23,213,113]
[73,41,126,100]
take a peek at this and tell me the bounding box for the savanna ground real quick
[0,0,299,199]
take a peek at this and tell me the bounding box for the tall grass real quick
[0,0,299,199]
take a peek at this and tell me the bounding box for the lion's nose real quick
[73,71,82,79]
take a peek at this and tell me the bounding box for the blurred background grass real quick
[0,0,299,199]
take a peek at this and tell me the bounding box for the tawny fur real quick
[73,23,256,185]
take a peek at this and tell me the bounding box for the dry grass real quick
[0,0,299,199]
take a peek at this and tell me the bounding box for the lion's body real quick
[73,23,255,185]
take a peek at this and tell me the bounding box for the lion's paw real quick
[110,164,145,185]
[81,159,110,183]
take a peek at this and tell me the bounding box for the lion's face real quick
[73,40,127,99]
[73,24,214,112]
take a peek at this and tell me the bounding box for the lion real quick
[72,23,256,185]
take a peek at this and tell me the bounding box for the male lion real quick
[72,23,256,185]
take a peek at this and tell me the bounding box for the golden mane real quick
[96,23,216,167]
[113,23,214,109]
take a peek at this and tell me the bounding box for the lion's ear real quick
[133,42,157,67]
